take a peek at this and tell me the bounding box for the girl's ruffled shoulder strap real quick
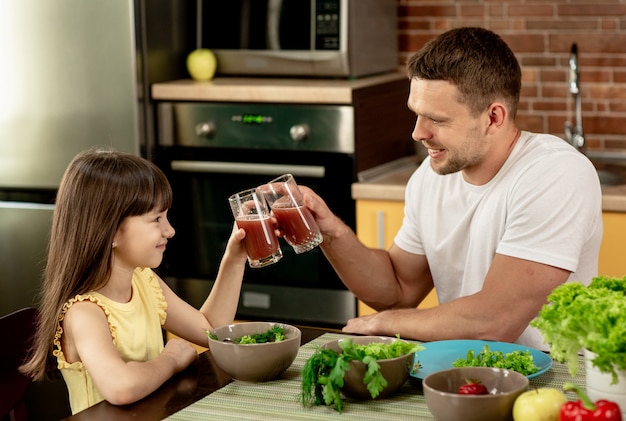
[53,294,117,366]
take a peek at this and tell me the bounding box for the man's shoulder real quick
[516,131,596,171]
[520,131,587,158]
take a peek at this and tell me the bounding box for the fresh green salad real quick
[531,275,626,382]
[300,336,423,413]
[207,325,286,344]
[452,344,539,376]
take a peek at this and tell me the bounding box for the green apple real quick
[512,388,567,421]
[186,48,217,81]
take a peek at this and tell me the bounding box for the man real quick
[301,27,602,349]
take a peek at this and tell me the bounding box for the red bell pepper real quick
[560,382,622,421]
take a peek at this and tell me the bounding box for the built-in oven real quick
[154,88,414,327]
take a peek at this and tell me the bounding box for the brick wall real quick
[397,0,626,152]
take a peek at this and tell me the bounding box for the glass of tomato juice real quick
[228,187,282,268]
[260,174,323,254]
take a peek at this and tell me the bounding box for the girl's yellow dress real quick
[53,267,167,414]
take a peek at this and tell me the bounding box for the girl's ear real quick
[112,228,122,249]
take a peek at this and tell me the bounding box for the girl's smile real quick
[113,209,175,271]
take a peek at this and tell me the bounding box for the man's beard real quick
[429,125,487,175]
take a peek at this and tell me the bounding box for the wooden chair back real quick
[0,307,38,421]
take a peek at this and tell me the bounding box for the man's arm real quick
[342,252,570,343]
[302,184,571,344]
[302,187,435,310]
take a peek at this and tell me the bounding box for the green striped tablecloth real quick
[166,333,585,421]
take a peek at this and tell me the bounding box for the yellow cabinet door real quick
[599,212,626,277]
[355,199,438,315]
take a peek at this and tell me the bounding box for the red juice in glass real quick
[272,204,322,253]
[236,215,281,266]
[262,174,323,254]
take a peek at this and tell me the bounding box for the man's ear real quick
[486,102,508,131]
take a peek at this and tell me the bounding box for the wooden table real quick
[62,327,588,420]
[62,326,336,421]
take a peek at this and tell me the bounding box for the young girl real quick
[20,148,248,414]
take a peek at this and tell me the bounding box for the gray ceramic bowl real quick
[322,336,416,400]
[208,322,301,382]
[423,367,529,421]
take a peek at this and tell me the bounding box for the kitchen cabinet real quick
[355,199,439,316]
[599,211,626,277]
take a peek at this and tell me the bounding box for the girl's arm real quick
[198,224,248,325]
[63,301,198,405]
[161,225,248,346]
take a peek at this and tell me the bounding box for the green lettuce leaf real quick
[530,275,626,383]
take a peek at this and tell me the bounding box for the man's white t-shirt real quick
[394,131,603,349]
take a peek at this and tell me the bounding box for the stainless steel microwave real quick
[201,0,398,78]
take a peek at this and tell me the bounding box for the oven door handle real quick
[170,160,326,178]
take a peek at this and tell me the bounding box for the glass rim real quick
[228,187,263,202]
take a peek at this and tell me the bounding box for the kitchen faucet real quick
[564,43,585,150]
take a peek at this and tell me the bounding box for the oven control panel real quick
[158,102,355,154]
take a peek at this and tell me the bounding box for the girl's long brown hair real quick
[20,148,172,380]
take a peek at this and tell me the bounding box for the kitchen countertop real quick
[151,71,407,103]
[353,156,626,212]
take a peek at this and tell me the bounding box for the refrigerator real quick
[0,1,194,418]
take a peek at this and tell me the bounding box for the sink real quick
[586,151,626,186]
[596,169,624,186]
